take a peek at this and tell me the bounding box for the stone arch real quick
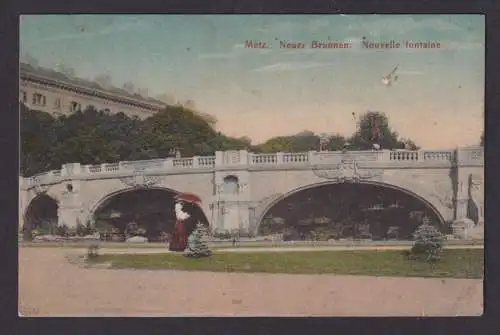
[85,186,209,240]
[22,192,59,240]
[254,180,447,235]
[222,175,239,195]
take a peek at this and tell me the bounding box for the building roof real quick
[20,62,167,107]
[20,62,218,125]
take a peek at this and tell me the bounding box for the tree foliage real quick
[349,111,419,150]
[20,103,251,177]
[410,219,445,262]
[184,222,212,258]
[20,104,420,177]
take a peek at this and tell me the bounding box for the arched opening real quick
[257,182,444,241]
[91,188,209,242]
[23,194,59,241]
[223,175,239,195]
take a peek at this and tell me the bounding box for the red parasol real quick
[175,192,202,203]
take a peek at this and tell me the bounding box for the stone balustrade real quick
[20,146,484,189]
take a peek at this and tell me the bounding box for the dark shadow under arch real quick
[23,193,59,241]
[257,181,446,241]
[91,187,209,242]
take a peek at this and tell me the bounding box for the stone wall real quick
[18,147,484,239]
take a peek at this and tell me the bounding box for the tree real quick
[20,103,255,177]
[184,222,212,258]
[410,218,444,262]
[254,130,347,153]
[326,134,348,151]
[20,102,420,178]
[349,111,414,150]
[400,138,420,150]
[142,106,220,157]
[50,106,141,166]
[20,103,58,176]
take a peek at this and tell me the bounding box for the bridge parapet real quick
[20,146,483,190]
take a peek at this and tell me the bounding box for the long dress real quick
[169,220,188,251]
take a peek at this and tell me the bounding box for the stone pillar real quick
[417,150,424,161]
[380,150,391,162]
[19,188,29,233]
[192,156,200,168]
[57,163,83,234]
[452,198,474,240]
[276,152,284,164]
[455,198,468,220]
[308,151,317,164]
[58,206,80,231]
[239,150,249,165]
[61,163,81,177]
[215,151,224,167]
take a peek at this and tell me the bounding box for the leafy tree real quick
[142,106,221,157]
[20,102,420,178]
[184,222,212,258]
[254,131,346,153]
[400,138,420,150]
[326,134,348,151]
[20,103,58,176]
[349,111,412,150]
[410,218,444,262]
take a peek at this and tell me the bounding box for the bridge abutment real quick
[451,147,484,239]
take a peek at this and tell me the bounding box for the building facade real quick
[19,62,217,125]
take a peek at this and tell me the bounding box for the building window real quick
[20,91,27,103]
[54,98,61,109]
[32,93,46,106]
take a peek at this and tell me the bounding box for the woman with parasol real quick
[169,192,203,252]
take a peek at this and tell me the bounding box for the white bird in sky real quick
[381,65,399,87]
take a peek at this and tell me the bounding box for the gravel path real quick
[19,248,483,317]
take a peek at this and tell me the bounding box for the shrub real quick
[213,230,231,240]
[410,218,444,262]
[184,222,212,258]
[55,224,69,237]
[76,223,95,236]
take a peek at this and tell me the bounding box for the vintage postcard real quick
[19,14,484,316]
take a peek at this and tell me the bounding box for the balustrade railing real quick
[21,147,483,187]
[250,153,277,165]
[198,156,216,167]
[389,151,419,161]
[423,150,454,161]
[173,158,193,168]
[283,153,309,164]
[87,165,102,174]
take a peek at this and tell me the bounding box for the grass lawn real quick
[19,239,484,250]
[86,249,483,279]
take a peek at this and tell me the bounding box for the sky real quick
[19,14,485,148]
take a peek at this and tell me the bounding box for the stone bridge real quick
[19,146,484,239]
